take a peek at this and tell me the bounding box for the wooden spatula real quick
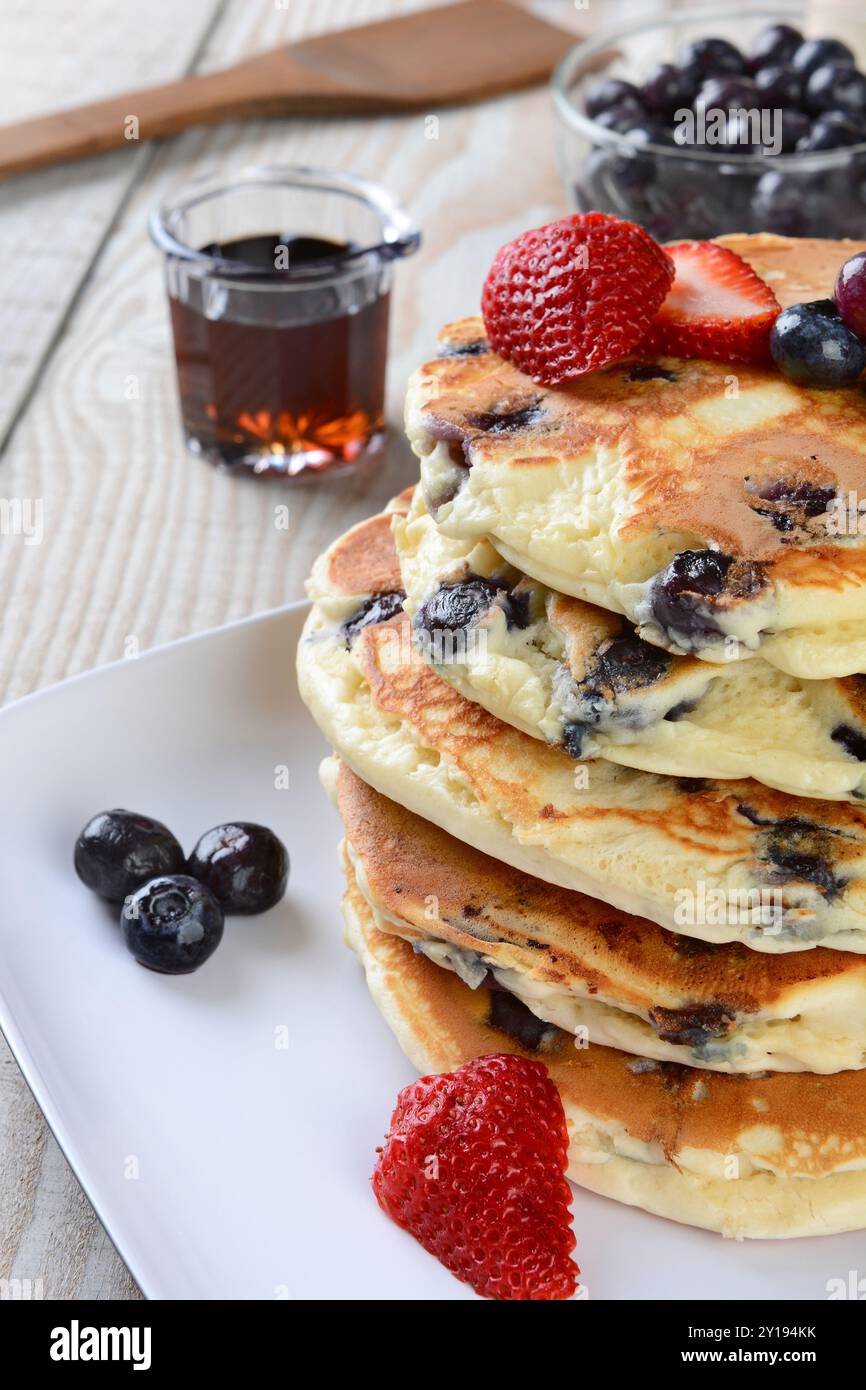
[0,0,578,183]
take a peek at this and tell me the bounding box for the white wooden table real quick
[0,0,599,1298]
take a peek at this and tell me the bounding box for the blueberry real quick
[341,590,405,645]
[466,402,544,433]
[627,364,679,382]
[438,338,488,359]
[488,990,557,1051]
[594,98,647,133]
[751,477,837,532]
[802,297,840,318]
[708,166,760,227]
[622,122,676,149]
[416,577,496,633]
[579,146,619,208]
[835,250,866,338]
[582,633,672,697]
[807,63,866,117]
[648,1002,735,1047]
[832,724,866,761]
[761,818,844,898]
[747,23,803,72]
[580,147,628,211]
[777,108,811,152]
[770,300,866,387]
[752,168,833,235]
[791,37,855,78]
[721,110,763,154]
[664,699,698,723]
[121,875,224,974]
[505,588,532,631]
[651,155,748,235]
[640,62,700,117]
[74,809,185,904]
[753,63,804,108]
[796,112,865,151]
[650,550,764,646]
[187,823,289,914]
[584,77,643,119]
[752,171,799,233]
[584,144,657,220]
[658,550,733,598]
[562,723,587,759]
[415,576,524,642]
[693,74,756,116]
[679,37,745,77]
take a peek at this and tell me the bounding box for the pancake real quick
[395,486,866,802]
[298,503,866,953]
[405,233,866,678]
[342,857,866,1239]
[328,758,866,1074]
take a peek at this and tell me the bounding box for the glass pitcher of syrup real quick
[150,166,420,479]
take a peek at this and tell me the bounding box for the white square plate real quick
[0,602,860,1299]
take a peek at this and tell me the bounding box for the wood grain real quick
[0,0,587,1298]
[0,0,224,455]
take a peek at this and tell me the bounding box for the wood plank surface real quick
[0,0,586,1298]
[0,0,224,451]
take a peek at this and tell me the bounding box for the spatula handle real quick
[0,53,387,182]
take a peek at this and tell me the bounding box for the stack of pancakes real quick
[298,233,866,1240]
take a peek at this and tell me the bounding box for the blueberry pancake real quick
[406,233,866,678]
[329,759,866,1074]
[395,487,866,802]
[342,857,866,1238]
[298,504,866,953]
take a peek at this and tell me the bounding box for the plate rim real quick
[0,598,309,722]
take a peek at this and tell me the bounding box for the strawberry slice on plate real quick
[372,1053,579,1301]
[645,240,781,364]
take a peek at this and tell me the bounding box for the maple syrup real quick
[168,234,390,477]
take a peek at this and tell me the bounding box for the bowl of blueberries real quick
[552,4,866,240]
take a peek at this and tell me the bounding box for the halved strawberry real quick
[644,240,780,364]
[372,1054,579,1301]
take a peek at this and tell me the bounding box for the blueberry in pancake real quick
[393,487,866,803]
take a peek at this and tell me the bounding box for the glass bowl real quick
[552,3,866,241]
